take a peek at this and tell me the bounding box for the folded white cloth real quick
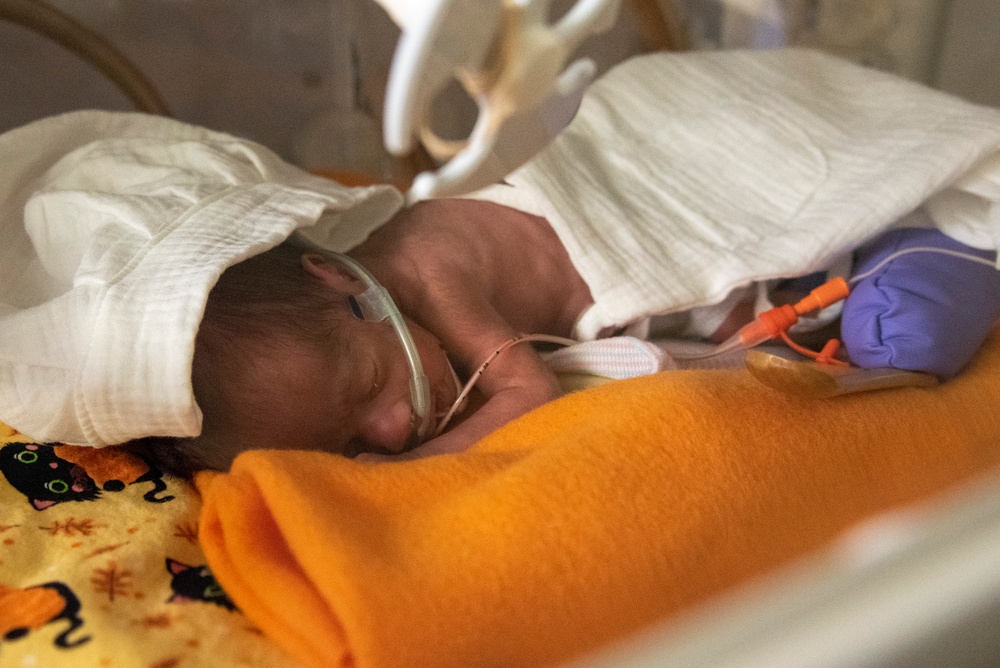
[474,49,1000,339]
[0,111,402,446]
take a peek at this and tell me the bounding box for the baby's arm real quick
[842,227,1000,379]
[418,324,563,457]
[352,199,573,456]
[391,257,566,456]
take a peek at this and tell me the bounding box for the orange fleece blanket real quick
[197,330,1000,668]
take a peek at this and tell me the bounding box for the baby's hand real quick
[356,343,563,461]
[424,355,563,456]
[349,198,590,458]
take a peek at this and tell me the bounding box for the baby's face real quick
[332,313,459,455]
[225,312,458,459]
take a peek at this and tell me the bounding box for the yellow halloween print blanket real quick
[0,423,299,668]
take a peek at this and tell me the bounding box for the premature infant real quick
[7,51,1000,474]
[175,199,592,470]
[165,197,1000,472]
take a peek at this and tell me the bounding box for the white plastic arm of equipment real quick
[374,0,621,204]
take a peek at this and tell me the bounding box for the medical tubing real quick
[672,246,999,362]
[0,0,170,116]
[734,276,850,348]
[672,278,849,361]
[847,246,997,284]
[324,252,434,443]
[433,333,577,437]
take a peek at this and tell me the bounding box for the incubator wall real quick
[4,0,996,176]
[677,0,950,82]
[676,0,1000,109]
[0,0,401,173]
[0,0,651,182]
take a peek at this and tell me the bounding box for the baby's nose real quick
[360,397,415,454]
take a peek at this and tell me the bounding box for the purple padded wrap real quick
[842,227,1000,379]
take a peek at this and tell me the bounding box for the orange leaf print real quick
[91,561,133,602]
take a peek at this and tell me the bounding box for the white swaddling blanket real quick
[473,49,1000,339]
[0,111,402,446]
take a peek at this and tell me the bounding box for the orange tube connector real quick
[792,276,851,316]
[736,276,850,347]
[672,276,852,363]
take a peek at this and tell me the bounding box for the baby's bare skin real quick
[349,198,594,456]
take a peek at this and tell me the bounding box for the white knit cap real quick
[0,111,404,446]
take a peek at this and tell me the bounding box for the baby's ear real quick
[301,253,364,293]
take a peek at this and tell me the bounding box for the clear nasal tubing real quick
[673,246,1000,364]
[324,252,434,444]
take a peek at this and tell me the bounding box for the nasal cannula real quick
[323,251,435,445]
[434,245,998,436]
